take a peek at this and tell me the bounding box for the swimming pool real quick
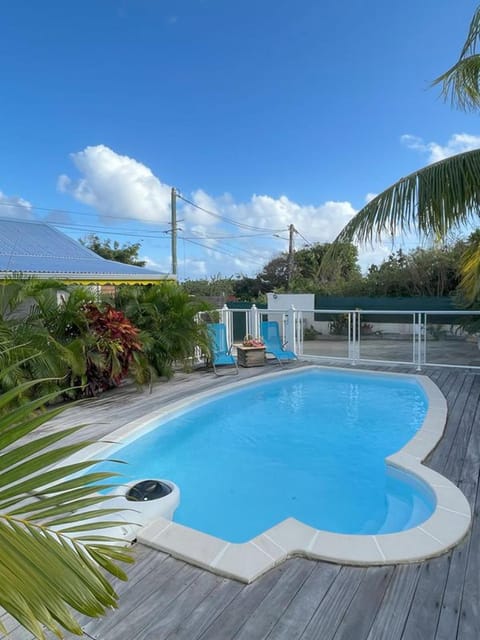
[96,369,433,541]
[82,366,471,582]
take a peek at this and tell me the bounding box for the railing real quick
[211,306,480,371]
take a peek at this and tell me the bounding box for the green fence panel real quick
[313,296,457,324]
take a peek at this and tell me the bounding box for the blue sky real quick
[1,0,479,279]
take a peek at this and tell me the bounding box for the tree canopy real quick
[80,234,146,267]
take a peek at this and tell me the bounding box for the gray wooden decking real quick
[6,363,480,639]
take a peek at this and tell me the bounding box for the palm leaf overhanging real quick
[335,148,480,246]
[333,5,480,301]
[432,6,480,111]
[0,355,133,639]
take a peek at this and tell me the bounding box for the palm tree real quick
[334,6,480,301]
[117,283,211,378]
[0,345,133,639]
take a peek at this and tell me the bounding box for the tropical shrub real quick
[117,283,211,378]
[80,303,148,397]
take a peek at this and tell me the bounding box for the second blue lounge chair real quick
[207,323,239,376]
[260,321,297,366]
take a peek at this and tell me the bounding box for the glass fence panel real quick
[424,313,480,367]
[301,312,349,359]
[357,312,416,364]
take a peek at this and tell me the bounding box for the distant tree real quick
[257,254,290,290]
[294,242,361,293]
[182,275,235,298]
[232,276,270,301]
[80,234,146,267]
[362,242,465,297]
[258,242,361,293]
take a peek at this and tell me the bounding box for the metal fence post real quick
[348,311,359,364]
[221,304,232,348]
[285,305,296,352]
[296,309,304,355]
[413,312,424,371]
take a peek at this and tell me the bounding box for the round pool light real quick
[126,479,173,502]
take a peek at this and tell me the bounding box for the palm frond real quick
[432,7,480,110]
[0,348,134,639]
[460,233,480,300]
[335,148,480,245]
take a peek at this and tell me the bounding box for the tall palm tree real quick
[0,345,133,639]
[334,6,480,300]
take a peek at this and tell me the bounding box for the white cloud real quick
[401,132,480,163]
[0,191,34,220]
[357,244,393,273]
[142,255,171,272]
[58,145,171,223]
[58,145,362,279]
[194,193,356,245]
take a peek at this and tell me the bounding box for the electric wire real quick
[0,199,170,225]
[294,227,313,246]
[176,192,285,233]
[182,237,266,266]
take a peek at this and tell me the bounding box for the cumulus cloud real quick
[401,132,480,163]
[194,193,356,244]
[0,191,34,220]
[58,145,171,223]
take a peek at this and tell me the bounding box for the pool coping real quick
[72,365,472,583]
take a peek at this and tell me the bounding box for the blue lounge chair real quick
[260,321,297,366]
[207,323,238,376]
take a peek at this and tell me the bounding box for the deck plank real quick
[299,567,366,640]
[195,561,301,640]
[232,558,316,640]
[456,459,480,640]
[401,555,452,640]
[265,562,341,640]
[163,578,243,640]
[365,564,422,640]
[100,563,203,640]
[331,567,393,640]
[134,571,221,640]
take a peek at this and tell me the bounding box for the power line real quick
[295,227,313,246]
[183,231,282,240]
[0,199,170,225]
[176,192,285,233]
[53,222,171,239]
[182,237,266,266]
[181,237,241,260]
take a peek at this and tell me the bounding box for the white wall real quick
[266,293,314,311]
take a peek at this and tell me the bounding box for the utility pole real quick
[171,187,177,276]
[287,223,295,291]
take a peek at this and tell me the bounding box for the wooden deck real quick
[6,363,480,639]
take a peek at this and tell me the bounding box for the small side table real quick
[236,346,266,367]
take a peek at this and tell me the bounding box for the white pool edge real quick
[77,365,472,583]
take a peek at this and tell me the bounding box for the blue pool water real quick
[96,369,435,542]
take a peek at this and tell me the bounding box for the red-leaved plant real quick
[82,303,143,396]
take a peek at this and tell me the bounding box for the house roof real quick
[0,218,174,284]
